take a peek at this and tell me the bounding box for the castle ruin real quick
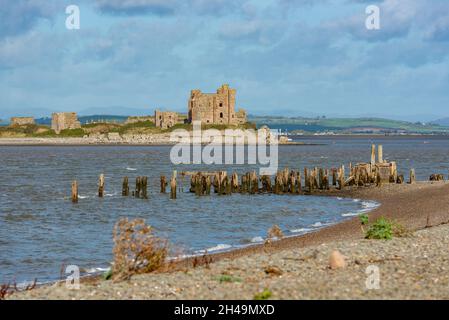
[188,84,247,125]
[10,117,35,126]
[51,112,81,134]
[154,110,178,129]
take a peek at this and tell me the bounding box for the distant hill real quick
[431,118,449,127]
[248,115,449,134]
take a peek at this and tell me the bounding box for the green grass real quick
[216,274,242,283]
[365,217,393,240]
[109,121,156,134]
[365,217,411,240]
[254,289,272,300]
[359,214,369,225]
[102,269,113,281]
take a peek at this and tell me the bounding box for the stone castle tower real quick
[188,84,246,125]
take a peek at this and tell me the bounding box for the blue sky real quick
[1,0,449,121]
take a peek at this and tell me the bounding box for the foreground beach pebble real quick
[9,221,449,300]
[329,250,346,270]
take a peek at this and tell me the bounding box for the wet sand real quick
[9,181,449,299]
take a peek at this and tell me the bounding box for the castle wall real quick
[188,84,244,125]
[155,110,178,129]
[10,117,35,126]
[51,112,81,134]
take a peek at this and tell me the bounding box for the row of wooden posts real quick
[70,166,419,203]
[71,172,177,203]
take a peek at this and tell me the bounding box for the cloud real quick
[93,0,248,16]
[0,0,60,39]
[94,0,177,16]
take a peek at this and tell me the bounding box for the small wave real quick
[84,267,110,274]
[342,212,360,217]
[250,236,264,243]
[196,244,232,254]
[78,195,89,199]
[126,167,137,171]
[311,222,323,227]
[336,197,343,200]
[352,199,361,202]
[358,201,380,213]
[104,193,117,197]
[290,227,312,233]
[343,201,380,216]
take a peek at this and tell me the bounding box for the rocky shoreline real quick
[8,182,449,299]
[0,136,309,146]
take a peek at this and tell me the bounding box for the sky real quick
[0,0,449,121]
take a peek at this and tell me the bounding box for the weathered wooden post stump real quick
[71,180,78,203]
[160,176,167,193]
[170,171,177,199]
[205,175,211,195]
[135,177,141,198]
[409,169,416,184]
[98,174,105,198]
[231,172,239,193]
[122,176,129,196]
[142,176,148,199]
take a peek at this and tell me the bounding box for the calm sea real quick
[0,136,448,283]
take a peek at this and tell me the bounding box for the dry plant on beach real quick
[267,225,284,240]
[112,218,168,281]
[0,283,13,300]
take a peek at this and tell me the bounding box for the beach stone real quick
[264,266,283,276]
[329,250,346,269]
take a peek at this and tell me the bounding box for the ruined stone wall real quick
[188,84,244,125]
[154,110,178,129]
[10,117,35,126]
[235,109,247,125]
[51,112,81,134]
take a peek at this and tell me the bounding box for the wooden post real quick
[313,168,319,189]
[160,176,167,193]
[225,176,232,195]
[378,145,383,163]
[251,171,258,194]
[324,169,329,190]
[122,177,129,196]
[304,168,309,190]
[409,169,416,184]
[290,172,296,194]
[308,175,314,193]
[195,173,202,196]
[205,175,211,195]
[231,172,239,193]
[337,167,345,190]
[135,177,141,198]
[240,174,247,193]
[371,144,376,166]
[71,180,78,203]
[318,168,324,190]
[98,174,105,197]
[296,171,302,193]
[142,176,148,199]
[170,171,177,199]
[332,168,337,186]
